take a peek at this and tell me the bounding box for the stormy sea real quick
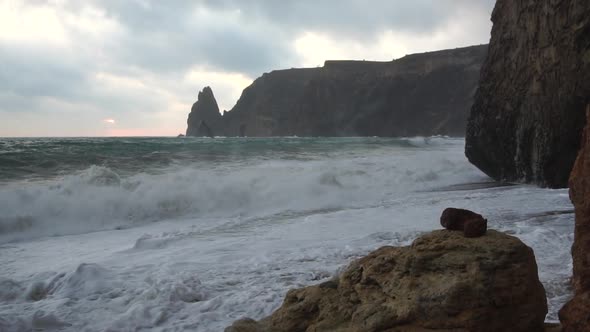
[0,136,574,331]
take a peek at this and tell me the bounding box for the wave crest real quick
[0,141,485,243]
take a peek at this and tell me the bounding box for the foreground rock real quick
[227,230,547,332]
[465,0,590,188]
[187,45,487,137]
[559,105,590,331]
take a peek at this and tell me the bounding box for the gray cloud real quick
[0,45,89,101]
[112,19,293,76]
[72,0,495,75]
[0,43,166,114]
[73,0,294,76]
[203,0,496,38]
[204,0,454,36]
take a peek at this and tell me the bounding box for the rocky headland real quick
[465,0,590,188]
[186,45,487,138]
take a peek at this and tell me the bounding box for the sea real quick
[0,136,574,331]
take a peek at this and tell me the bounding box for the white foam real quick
[0,138,574,330]
[0,138,484,243]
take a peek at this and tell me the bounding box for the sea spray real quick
[0,137,482,243]
[0,137,573,330]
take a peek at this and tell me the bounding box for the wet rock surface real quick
[226,230,547,332]
[559,105,590,332]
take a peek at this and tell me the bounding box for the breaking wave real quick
[0,137,485,243]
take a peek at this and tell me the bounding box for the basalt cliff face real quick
[465,0,590,188]
[186,45,487,138]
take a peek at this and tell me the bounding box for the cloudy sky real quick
[0,0,495,137]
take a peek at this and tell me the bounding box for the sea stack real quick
[186,87,222,137]
[465,0,590,188]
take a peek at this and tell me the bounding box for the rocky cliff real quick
[559,105,590,332]
[226,229,548,332]
[465,0,590,188]
[186,87,222,137]
[186,45,487,138]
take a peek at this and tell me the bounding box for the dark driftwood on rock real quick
[440,207,487,238]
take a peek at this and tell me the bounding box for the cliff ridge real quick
[186,45,488,138]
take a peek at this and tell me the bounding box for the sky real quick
[0,0,495,137]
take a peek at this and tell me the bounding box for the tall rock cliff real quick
[186,87,222,137]
[465,0,590,188]
[559,105,590,332]
[186,45,488,138]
